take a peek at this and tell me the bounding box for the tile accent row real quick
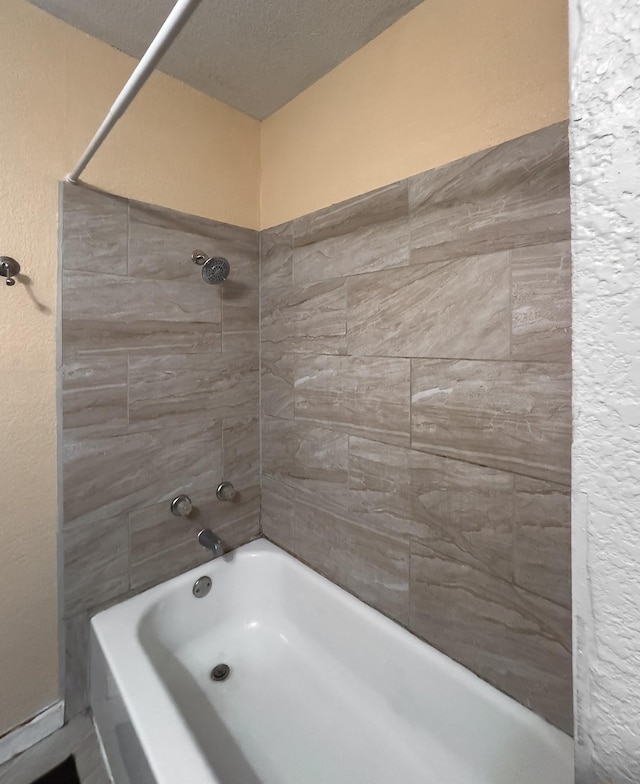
[260,121,572,733]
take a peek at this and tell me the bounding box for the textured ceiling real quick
[29,0,423,119]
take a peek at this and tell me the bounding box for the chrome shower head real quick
[201,256,230,284]
[192,250,230,284]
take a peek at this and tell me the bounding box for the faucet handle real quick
[170,494,193,517]
[216,481,236,502]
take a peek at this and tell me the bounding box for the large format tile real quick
[261,477,296,552]
[262,278,347,354]
[62,270,221,356]
[410,542,572,733]
[411,359,571,484]
[261,349,295,420]
[128,352,258,431]
[261,221,293,289]
[128,200,259,288]
[63,513,129,616]
[296,502,410,624]
[347,251,510,359]
[347,437,416,538]
[295,355,410,446]
[292,181,409,284]
[222,284,259,334]
[63,421,223,526]
[409,122,570,265]
[263,416,349,513]
[62,183,128,275]
[62,355,128,438]
[410,450,514,582]
[513,476,571,608]
[511,240,572,362]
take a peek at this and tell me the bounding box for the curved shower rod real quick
[66,0,203,184]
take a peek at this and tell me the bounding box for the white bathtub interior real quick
[91,540,573,784]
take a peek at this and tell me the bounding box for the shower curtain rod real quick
[66,0,203,184]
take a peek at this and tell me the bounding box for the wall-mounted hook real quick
[0,257,20,287]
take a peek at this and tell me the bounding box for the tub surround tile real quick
[410,450,515,582]
[409,542,572,733]
[511,240,572,362]
[128,352,258,432]
[63,514,130,617]
[62,355,128,437]
[62,270,221,357]
[261,122,572,732]
[63,421,223,527]
[347,251,510,359]
[222,283,259,333]
[261,477,297,552]
[292,181,409,285]
[261,350,296,420]
[295,355,411,446]
[409,122,570,265]
[222,331,260,354]
[61,188,261,741]
[411,359,571,484]
[261,278,347,355]
[347,438,417,539]
[295,502,410,625]
[261,221,293,290]
[62,184,128,275]
[262,416,349,513]
[513,476,571,608]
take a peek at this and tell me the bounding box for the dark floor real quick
[32,758,80,784]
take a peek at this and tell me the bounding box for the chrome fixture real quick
[170,494,193,517]
[0,257,20,287]
[192,575,212,598]
[216,481,236,502]
[192,250,230,284]
[210,663,231,681]
[198,528,224,558]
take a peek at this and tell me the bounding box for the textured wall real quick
[60,185,260,718]
[261,122,573,732]
[261,0,569,228]
[0,0,259,735]
[571,0,640,780]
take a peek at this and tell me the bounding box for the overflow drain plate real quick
[210,663,231,682]
[192,576,212,598]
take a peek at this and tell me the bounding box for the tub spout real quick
[198,528,224,558]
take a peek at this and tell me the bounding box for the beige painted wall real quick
[0,0,259,737]
[260,0,569,228]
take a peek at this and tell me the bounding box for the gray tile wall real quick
[260,122,572,733]
[60,184,261,717]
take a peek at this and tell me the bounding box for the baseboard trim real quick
[0,701,65,765]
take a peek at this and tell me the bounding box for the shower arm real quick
[66,0,203,184]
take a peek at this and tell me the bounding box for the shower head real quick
[201,256,230,284]
[192,250,230,284]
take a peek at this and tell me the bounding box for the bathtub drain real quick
[210,663,231,682]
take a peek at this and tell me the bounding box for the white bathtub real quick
[91,539,573,784]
